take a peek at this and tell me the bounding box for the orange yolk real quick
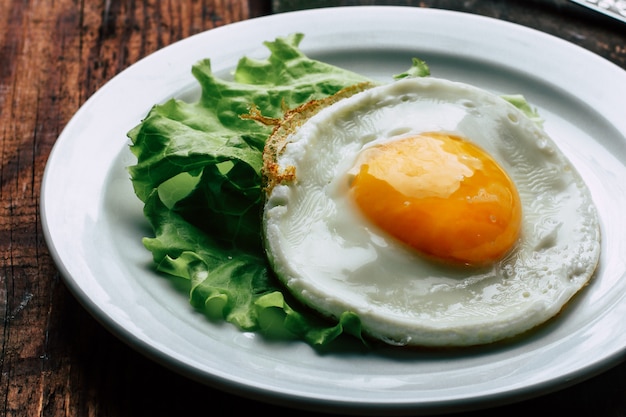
[349,133,522,266]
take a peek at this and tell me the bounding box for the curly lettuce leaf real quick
[128,33,378,347]
[502,94,544,126]
[393,57,431,79]
[129,33,372,201]
[141,188,366,346]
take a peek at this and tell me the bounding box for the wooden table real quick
[1,1,624,415]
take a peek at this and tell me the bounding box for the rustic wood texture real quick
[1,0,624,416]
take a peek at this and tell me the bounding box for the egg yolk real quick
[349,133,522,266]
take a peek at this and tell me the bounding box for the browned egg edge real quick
[242,81,376,194]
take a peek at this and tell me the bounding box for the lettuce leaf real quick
[502,94,544,126]
[128,33,375,347]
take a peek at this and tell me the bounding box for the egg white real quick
[262,77,600,347]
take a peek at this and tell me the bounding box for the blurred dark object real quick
[570,0,626,24]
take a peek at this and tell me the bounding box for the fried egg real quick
[262,77,600,347]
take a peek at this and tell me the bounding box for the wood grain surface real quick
[1,1,624,416]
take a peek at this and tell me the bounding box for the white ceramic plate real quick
[41,6,626,415]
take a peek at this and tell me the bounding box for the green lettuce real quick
[502,94,544,126]
[128,33,377,347]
